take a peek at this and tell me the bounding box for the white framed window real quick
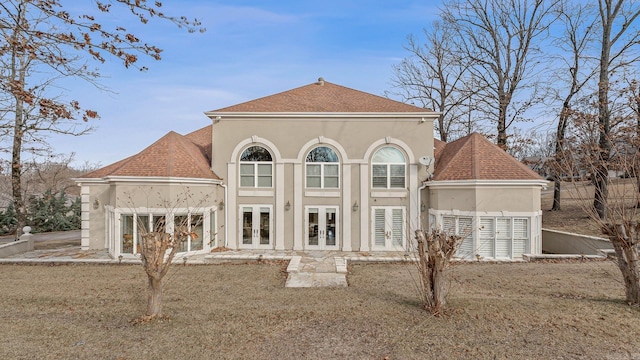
[372,146,406,189]
[306,146,339,188]
[240,146,273,188]
[118,210,213,256]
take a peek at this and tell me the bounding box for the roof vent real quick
[317,77,325,85]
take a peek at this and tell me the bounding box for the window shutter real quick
[456,217,474,259]
[495,218,511,258]
[391,209,403,247]
[513,218,529,257]
[478,218,494,258]
[374,209,386,246]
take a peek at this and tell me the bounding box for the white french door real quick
[305,206,339,250]
[240,205,272,249]
[372,207,405,250]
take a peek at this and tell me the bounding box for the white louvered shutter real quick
[478,218,494,259]
[391,209,403,247]
[457,217,474,259]
[512,218,529,258]
[495,218,511,259]
[374,209,386,246]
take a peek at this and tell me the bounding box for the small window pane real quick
[121,215,134,254]
[372,177,387,188]
[241,146,272,161]
[306,147,339,162]
[372,147,405,163]
[390,177,405,188]
[307,164,321,176]
[307,177,321,188]
[240,175,254,187]
[390,164,405,176]
[372,165,387,177]
[324,177,339,188]
[257,164,271,175]
[257,175,272,187]
[240,164,254,176]
[325,164,339,176]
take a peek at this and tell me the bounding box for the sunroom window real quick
[306,146,339,188]
[372,147,406,189]
[240,146,273,188]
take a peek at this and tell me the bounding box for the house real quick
[75,78,546,260]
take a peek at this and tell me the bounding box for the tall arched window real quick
[372,147,405,188]
[306,146,339,188]
[240,146,273,187]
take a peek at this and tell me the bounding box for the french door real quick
[372,207,405,250]
[240,205,272,249]
[305,206,339,250]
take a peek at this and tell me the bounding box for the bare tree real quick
[441,0,557,149]
[550,1,598,211]
[388,21,472,142]
[413,229,463,315]
[122,188,209,319]
[592,0,640,219]
[559,140,640,305]
[0,1,204,236]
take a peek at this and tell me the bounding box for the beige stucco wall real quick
[428,186,541,213]
[212,115,434,251]
[212,117,433,172]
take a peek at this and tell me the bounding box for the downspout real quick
[220,183,228,248]
[418,181,428,230]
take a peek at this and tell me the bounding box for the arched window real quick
[372,147,405,189]
[306,146,339,188]
[240,146,273,187]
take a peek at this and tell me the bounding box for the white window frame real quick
[113,208,215,257]
[239,146,273,188]
[305,147,340,189]
[371,147,406,189]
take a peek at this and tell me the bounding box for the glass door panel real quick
[326,208,336,246]
[242,207,253,245]
[308,208,319,246]
[259,207,270,245]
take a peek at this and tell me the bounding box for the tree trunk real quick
[429,265,447,312]
[147,276,163,317]
[606,224,640,305]
[11,75,26,238]
[594,163,609,220]
[552,175,562,211]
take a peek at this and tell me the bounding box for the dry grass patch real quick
[1,262,639,359]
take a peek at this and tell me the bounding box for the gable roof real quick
[210,78,431,113]
[81,131,219,180]
[432,133,542,181]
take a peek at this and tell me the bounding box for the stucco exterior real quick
[76,79,546,260]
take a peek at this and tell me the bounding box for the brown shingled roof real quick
[81,131,219,180]
[211,78,431,113]
[432,133,542,181]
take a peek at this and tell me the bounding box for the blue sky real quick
[42,1,442,168]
